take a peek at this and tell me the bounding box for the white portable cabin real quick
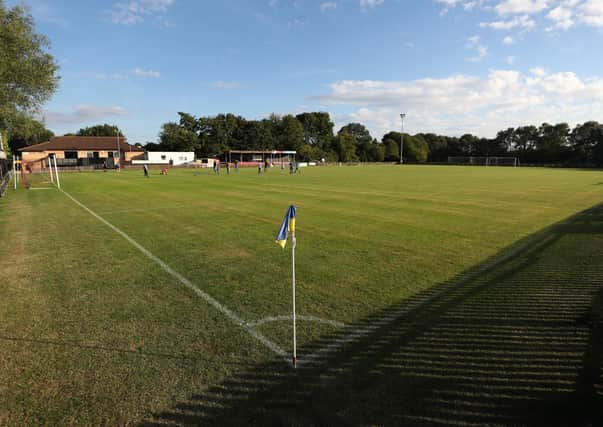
[132,152,195,166]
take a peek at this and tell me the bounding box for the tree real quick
[278,115,304,151]
[537,123,569,163]
[404,134,429,162]
[513,125,539,162]
[144,142,160,151]
[0,2,59,127]
[6,113,53,152]
[76,124,124,137]
[458,134,481,155]
[339,123,372,146]
[492,128,516,154]
[159,122,199,152]
[337,132,358,162]
[383,138,399,162]
[371,142,385,162]
[296,112,334,149]
[569,121,602,164]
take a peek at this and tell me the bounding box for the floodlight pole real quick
[400,113,406,164]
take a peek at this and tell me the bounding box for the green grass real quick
[1,165,602,425]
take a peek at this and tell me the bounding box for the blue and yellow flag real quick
[275,205,297,248]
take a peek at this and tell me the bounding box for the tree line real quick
[151,111,603,166]
[7,111,603,167]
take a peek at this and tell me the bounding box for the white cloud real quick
[210,81,244,89]
[436,0,603,32]
[360,0,384,10]
[480,15,535,30]
[108,0,174,25]
[495,0,549,15]
[502,35,515,44]
[320,2,337,12]
[435,0,488,13]
[466,35,488,62]
[132,67,161,78]
[547,5,575,29]
[315,69,603,138]
[43,105,128,126]
[579,0,603,27]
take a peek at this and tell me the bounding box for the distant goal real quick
[448,156,518,167]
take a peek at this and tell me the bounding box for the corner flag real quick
[275,205,297,248]
[275,205,299,368]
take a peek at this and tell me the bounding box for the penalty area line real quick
[60,189,289,363]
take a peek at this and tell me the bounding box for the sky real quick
[10,0,603,143]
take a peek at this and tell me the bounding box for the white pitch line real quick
[60,189,288,362]
[248,315,345,329]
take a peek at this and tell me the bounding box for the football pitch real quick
[1,165,602,425]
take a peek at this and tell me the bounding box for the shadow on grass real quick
[141,204,603,426]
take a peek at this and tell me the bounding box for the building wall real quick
[47,151,65,159]
[148,152,195,165]
[125,151,145,162]
[22,148,145,167]
[22,152,49,162]
[132,152,195,165]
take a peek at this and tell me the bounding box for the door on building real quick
[107,151,115,168]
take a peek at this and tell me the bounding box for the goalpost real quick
[448,156,518,167]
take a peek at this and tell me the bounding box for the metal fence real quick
[0,158,13,197]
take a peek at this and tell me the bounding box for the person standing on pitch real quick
[289,161,294,175]
[143,164,149,178]
[258,161,262,175]
[226,162,230,175]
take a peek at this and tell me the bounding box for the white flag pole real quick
[292,228,297,368]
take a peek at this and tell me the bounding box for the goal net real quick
[448,156,518,166]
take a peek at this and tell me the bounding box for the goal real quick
[15,155,61,190]
[448,156,518,167]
